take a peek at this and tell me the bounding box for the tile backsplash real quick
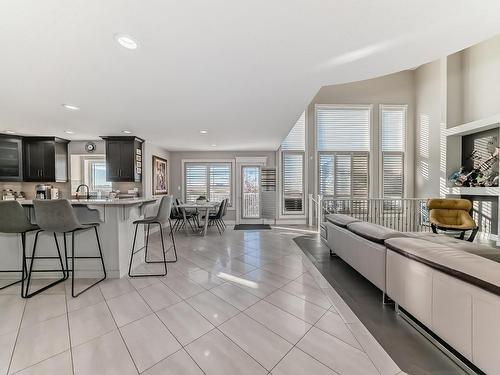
[0,182,71,200]
[0,181,143,200]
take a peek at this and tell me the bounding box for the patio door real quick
[241,166,261,220]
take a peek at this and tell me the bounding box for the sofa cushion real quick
[405,233,500,262]
[346,221,405,244]
[325,214,361,228]
[385,237,500,296]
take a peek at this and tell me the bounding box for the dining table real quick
[176,201,220,236]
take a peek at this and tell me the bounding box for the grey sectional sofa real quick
[324,213,500,374]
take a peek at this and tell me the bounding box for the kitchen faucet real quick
[76,184,90,200]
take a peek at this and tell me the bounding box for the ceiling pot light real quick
[199,130,208,134]
[122,130,132,134]
[65,130,75,134]
[62,104,79,110]
[4,130,16,134]
[211,144,217,147]
[114,34,138,50]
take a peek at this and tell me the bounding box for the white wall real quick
[414,60,446,198]
[462,34,500,124]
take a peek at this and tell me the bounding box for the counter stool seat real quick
[27,199,106,298]
[0,201,39,297]
[129,196,177,278]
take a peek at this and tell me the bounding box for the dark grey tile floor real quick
[294,234,467,375]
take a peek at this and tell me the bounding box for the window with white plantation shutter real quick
[281,112,305,151]
[316,106,370,151]
[282,152,304,214]
[380,105,406,198]
[184,162,232,205]
[281,111,306,215]
[185,164,208,203]
[318,152,369,198]
[316,105,371,198]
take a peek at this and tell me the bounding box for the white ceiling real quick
[1,1,500,151]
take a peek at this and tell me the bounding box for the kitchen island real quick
[0,198,159,279]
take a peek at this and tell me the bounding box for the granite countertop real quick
[19,198,158,206]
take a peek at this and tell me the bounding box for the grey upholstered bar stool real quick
[28,199,106,298]
[0,201,39,297]
[128,195,177,277]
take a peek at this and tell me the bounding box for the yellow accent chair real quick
[426,198,478,242]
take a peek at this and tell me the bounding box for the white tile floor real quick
[0,227,405,375]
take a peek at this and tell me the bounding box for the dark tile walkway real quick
[294,234,467,375]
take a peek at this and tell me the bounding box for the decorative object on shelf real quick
[196,196,207,203]
[85,142,96,153]
[454,130,500,188]
[152,155,168,195]
[450,146,499,187]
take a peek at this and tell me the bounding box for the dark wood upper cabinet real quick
[23,137,69,182]
[101,136,143,182]
[0,134,23,181]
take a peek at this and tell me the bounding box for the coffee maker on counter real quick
[35,184,48,199]
[35,184,60,200]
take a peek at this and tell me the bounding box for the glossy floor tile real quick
[272,347,338,375]
[185,329,267,375]
[219,313,293,370]
[72,330,137,375]
[245,300,312,344]
[10,315,70,374]
[142,349,204,375]
[2,227,401,375]
[120,313,181,372]
[156,301,214,345]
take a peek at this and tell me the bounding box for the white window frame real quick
[379,104,407,198]
[314,104,373,198]
[281,151,305,215]
[181,159,235,208]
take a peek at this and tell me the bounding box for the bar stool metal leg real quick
[68,227,107,298]
[129,222,168,277]
[25,230,67,298]
[0,232,27,294]
[144,220,178,264]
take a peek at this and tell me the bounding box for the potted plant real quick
[197,195,208,204]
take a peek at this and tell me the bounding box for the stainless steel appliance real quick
[35,184,49,199]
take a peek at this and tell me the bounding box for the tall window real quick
[316,105,370,198]
[281,112,305,214]
[184,162,232,204]
[380,105,406,198]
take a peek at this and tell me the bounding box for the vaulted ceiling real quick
[1,1,500,150]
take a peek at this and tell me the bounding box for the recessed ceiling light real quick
[62,104,80,111]
[211,144,217,147]
[114,34,138,50]
[199,130,208,134]
[65,130,75,134]
[4,130,16,134]
[122,130,132,134]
